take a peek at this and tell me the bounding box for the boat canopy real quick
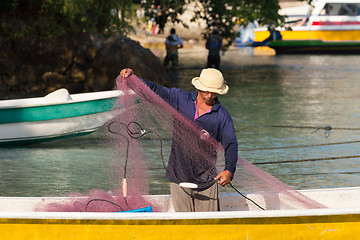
[312,0,360,16]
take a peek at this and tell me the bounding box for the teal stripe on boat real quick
[0,98,117,124]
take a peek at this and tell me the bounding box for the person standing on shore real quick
[206,29,223,69]
[163,28,183,69]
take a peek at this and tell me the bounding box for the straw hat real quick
[191,68,229,95]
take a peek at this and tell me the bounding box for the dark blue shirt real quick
[143,79,238,185]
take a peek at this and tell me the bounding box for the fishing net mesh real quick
[38,73,325,212]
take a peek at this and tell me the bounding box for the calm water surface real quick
[1,49,360,197]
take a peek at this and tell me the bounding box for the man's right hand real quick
[120,68,133,78]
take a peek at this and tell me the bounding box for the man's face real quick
[198,90,218,105]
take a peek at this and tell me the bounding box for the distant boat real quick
[268,39,360,54]
[0,88,121,145]
[235,0,360,54]
[0,187,359,239]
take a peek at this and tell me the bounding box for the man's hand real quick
[120,68,133,78]
[215,170,232,187]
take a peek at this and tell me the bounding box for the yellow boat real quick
[0,187,359,239]
[254,0,360,42]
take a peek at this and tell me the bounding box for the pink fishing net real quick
[38,73,325,212]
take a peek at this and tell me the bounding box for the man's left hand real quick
[215,170,232,187]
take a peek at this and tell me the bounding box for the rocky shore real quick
[0,33,172,99]
[0,19,211,100]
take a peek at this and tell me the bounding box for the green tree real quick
[141,0,187,31]
[0,0,297,47]
[0,0,134,43]
[142,0,289,47]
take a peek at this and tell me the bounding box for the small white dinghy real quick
[0,88,122,145]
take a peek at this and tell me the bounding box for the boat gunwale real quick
[0,207,360,223]
[0,90,122,110]
[2,186,360,221]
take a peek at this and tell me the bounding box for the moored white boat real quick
[235,0,360,54]
[0,187,359,239]
[256,0,360,41]
[0,88,122,145]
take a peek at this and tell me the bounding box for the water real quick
[1,48,360,197]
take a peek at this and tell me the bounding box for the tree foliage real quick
[141,0,187,30]
[1,0,291,47]
[0,0,134,43]
[143,0,286,47]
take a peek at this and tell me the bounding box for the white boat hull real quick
[0,89,122,144]
[0,111,118,143]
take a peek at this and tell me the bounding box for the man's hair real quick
[170,28,176,34]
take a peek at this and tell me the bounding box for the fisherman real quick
[163,28,183,69]
[120,68,238,212]
[206,29,223,69]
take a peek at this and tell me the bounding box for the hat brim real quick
[191,77,229,95]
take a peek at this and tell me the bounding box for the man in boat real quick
[120,68,238,212]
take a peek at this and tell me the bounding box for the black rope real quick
[111,121,153,139]
[310,125,332,138]
[85,199,124,212]
[108,121,130,178]
[106,121,169,210]
[255,155,360,165]
[233,118,360,138]
[108,121,150,210]
[239,140,360,151]
[282,171,360,176]
[236,124,335,138]
[108,120,266,212]
[228,183,265,211]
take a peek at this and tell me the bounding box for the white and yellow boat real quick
[236,0,360,54]
[0,187,359,239]
[254,0,360,42]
